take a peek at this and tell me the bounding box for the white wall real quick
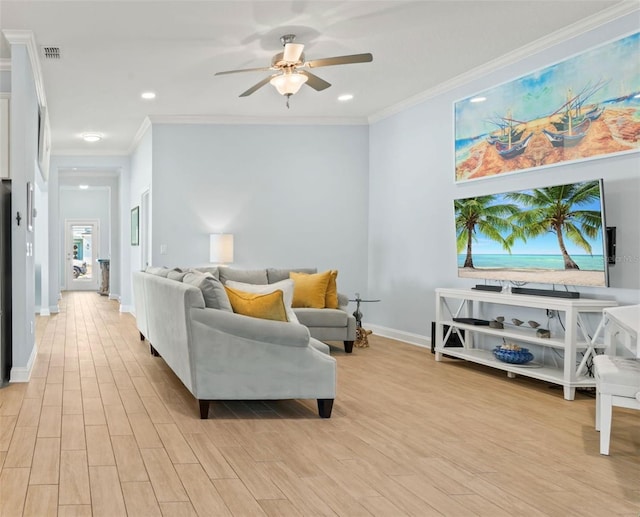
[368,13,640,340]
[149,123,370,298]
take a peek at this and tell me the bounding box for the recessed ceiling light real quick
[470,96,487,103]
[338,94,354,102]
[141,91,156,100]
[82,133,102,143]
[79,185,89,190]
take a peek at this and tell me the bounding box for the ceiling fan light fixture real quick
[270,72,308,96]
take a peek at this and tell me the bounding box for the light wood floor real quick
[0,292,638,516]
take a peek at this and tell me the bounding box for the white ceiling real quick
[0,1,634,156]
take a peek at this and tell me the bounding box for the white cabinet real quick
[0,97,8,179]
[434,288,617,400]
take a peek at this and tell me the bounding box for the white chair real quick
[593,305,640,455]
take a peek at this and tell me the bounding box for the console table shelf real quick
[434,288,618,400]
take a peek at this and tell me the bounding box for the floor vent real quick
[42,47,61,59]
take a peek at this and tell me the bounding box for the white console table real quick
[434,288,618,400]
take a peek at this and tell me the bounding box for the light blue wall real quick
[150,123,370,298]
[368,13,640,337]
[9,44,39,375]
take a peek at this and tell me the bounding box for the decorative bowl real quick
[493,347,534,365]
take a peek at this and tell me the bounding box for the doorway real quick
[65,220,100,291]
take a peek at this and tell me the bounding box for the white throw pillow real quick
[225,279,299,324]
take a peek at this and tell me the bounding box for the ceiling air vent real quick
[42,47,61,59]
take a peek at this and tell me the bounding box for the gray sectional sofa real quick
[132,266,355,419]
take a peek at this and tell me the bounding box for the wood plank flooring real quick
[0,291,638,516]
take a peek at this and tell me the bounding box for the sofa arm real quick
[190,308,311,348]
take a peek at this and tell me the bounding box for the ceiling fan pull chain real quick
[286,94,291,109]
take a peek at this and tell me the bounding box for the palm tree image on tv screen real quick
[454,179,607,287]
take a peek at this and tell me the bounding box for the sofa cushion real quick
[290,270,332,309]
[183,272,233,312]
[226,279,299,324]
[219,268,268,285]
[267,267,317,284]
[224,286,288,322]
[294,308,348,328]
[325,270,339,309]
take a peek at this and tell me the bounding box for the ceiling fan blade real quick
[305,53,373,69]
[283,43,304,63]
[298,70,331,91]
[239,75,273,97]
[215,66,273,76]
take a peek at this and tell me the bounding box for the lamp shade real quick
[210,234,234,264]
[270,72,308,96]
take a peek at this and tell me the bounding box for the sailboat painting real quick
[454,31,639,183]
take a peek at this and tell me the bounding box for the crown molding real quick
[146,114,368,126]
[0,58,10,71]
[369,3,640,124]
[2,30,47,109]
[128,116,152,155]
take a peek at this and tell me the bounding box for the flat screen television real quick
[454,179,608,287]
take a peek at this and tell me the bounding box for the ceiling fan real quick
[215,34,373,107]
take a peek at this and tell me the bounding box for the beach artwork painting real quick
[455,32,640,183]
[454,179,607,287]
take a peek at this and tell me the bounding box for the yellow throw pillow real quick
[290,270,332,308]
[224,286,288,322]
[325,270,339,309]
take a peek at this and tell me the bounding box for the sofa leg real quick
[149,344,160,357]
[199,400,210,419]
[317,399,333,418]
[344,341,354,354]
[139,331,145,341]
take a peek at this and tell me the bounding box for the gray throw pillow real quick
[183,272,233,312]
[266,267,317,284]
[167,270,187,281]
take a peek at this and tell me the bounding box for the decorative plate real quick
[493,347,534,365]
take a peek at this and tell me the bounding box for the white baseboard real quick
[366,323,431,349]
[109,293,120,301]
[10,343,38,383]
[39,308,50,316]
[119,304,134,314]
[49,304,60,314]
